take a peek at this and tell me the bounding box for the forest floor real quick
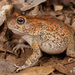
[0,2,75,75]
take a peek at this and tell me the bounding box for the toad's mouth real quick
[8,25,25,36]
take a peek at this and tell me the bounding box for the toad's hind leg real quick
[66,34,75,58]
[16,40,42,71]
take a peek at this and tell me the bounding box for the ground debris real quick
[0,0,75,75]
[54,5,63,11]
[17,65,55,75]
[51,72,64,75]
[72,18,75,29]
[54,63,69,75]
[11,0,46,11]
[0,43,18,57]
[0,59,16,73]
[64,16,71,25]
[0,65,55,75]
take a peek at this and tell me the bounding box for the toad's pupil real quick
[18,19,23,22]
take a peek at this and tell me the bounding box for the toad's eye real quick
[17,17,25,25]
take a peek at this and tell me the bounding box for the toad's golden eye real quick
[17,16,25,25]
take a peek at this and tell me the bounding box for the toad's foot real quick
[14,64,26,72]
[17,65,27,72]
[67,51,75,58]
[13,44,31,53]
[68,58,75,62]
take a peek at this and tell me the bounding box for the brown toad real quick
[7,12,75,71]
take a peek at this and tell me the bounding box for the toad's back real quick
[26,16,74,36]
[24,16,74,54]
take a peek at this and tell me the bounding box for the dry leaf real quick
[0,65,55,75]
[60,0,75,4]
[26,6,40,16]
[56,15,65,21]
[0,5,13,26]
[21,0,46,11]
[64,16,71,25]
[72,19,75,29]
[0,59,16,73]
[54,63,68,74]
[11,0,46,11]
[47,0,75,5]
[17,65,54,75]
[52,72,64,75]
[0,0,9,9]
[54,5,63,11]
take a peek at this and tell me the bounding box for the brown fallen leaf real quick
[18,65,55,75]
[52,72,64,75]
[0,5,13,26]
[56,15,65,21]
[64,16,71,25]
[54,63,68,75]
[0,0,10,9]
[0,59,16,73]
[0,65,55,75]
[49,12,57,16]
[0,52,6,59]
[26,6,40,16]
[72,19,75,29]
[46,0,75,5]
[11,0,46,11]
[0,45,18,56]
[0,72,16,75]
[54,5,63,11]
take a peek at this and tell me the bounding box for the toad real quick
[7,12,75,71]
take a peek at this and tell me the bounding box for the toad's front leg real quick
[13,38,31,53]
[16,40,42,72]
